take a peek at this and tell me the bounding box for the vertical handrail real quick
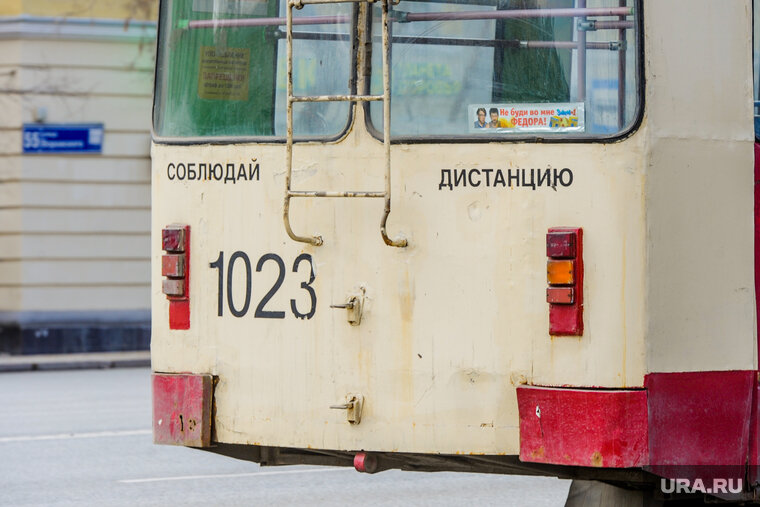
[284,0,323,246]
[577,0,587,101]
[379,0,407,247]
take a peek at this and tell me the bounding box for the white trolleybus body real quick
[151,0,760,501]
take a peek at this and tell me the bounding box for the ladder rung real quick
[289,94,383,103]
[289,190,386,198]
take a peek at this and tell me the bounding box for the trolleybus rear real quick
[151,0,760,502]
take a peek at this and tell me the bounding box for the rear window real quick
[367,0,641,140]
[153,0,353,139]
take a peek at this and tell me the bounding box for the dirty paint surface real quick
[517,385,647,467]
[750,381,760,484]
[152,373,212,447]
[646,371,754,468]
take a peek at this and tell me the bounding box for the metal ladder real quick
[283,0,407,248]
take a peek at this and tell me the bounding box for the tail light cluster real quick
[546,227,583,336]
[162,224,190,330]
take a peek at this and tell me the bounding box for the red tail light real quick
[546,227,583,336]
[161,224,190,330]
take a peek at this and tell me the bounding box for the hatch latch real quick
[330,394,364,424]
[330,287,365,326]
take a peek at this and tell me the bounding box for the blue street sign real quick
[22,123,104,154]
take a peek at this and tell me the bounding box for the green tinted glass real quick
[154,0,353,139]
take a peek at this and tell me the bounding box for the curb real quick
[0,351,150,372]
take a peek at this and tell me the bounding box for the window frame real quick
[362,0,645,145]
[151,0,360,145]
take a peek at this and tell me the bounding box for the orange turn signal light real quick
[547,260,574,285]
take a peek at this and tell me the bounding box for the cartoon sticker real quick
[469,103,585,133]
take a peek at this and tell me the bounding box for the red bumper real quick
[152,373,213,447]
[517,370,758,469]
[517,385,648,467]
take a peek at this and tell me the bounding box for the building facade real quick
[0,0,156,354]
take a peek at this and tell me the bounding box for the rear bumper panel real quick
[517,385,648,468]
[518,370,758,470]
[152,373,213,447]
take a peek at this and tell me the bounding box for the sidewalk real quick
[0,351,150,372]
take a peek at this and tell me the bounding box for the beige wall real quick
[0,16,155,314]
[0,0,156,20]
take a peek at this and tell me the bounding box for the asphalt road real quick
[0,367,570,506]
